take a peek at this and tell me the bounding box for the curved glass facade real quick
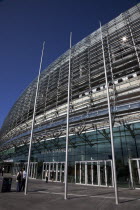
[0,3,140,188]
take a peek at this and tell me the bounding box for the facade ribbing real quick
[0,4,140,187]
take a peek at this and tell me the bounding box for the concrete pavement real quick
[0,174,140,210]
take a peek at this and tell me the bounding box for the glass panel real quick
[25,164,27,172]
[53,163,56,181]
[138,160,140,184]
[29,164,31,177]
[100,162,105,185]
[34,164,36,179]
[87,162,92,184]
[47,164,49,170]
[53,171,56,181]
[81,163,85,184]
[57,171,60,182]
[44,164,46,170]
[43,165,46,179]
[131,160,140,188]
[57,163,61,181]
[61,172,64,182]
[50,170,54,181]
[54,163,56,170]
[57,171,60,181]
[34,164,36,178]
[58,163,60,171]
[50,164,53,170]
[62,163,64,171]
[32,164,34,178]
[93,162,98,185]
[61,164,65,182]
[48,164,51,181]
[76,163,80,183]
[106,161,112,186]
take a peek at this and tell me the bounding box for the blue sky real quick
[0,0,139,128]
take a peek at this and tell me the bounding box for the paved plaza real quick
[0,174,140,210]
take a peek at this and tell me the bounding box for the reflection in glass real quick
[93,162,98,185]
[81,163,85,184]
[76,163,80,183]
[87,162,92,184]
[106,161,112,186]
[100,162,105,185]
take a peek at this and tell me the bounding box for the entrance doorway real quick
[13,162,37,179]
[129,158,140,189]
[42,162,65,182]
[24,162,37,179]
[75,160,113,187]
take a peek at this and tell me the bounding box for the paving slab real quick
[0,174,140,210]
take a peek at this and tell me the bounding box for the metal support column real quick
[25,41,45,195]
[100,22,119,205]
[64,32,72,200]
[128,159,134,189]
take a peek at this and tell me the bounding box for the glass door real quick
[32,163,37,179]
[42,162,46,179]
[53,163,56,181]
[93,162,98,185]
[61,163,65,182]
[87,162,92,184]
[42,162,65,182]
[100,161,106,186]
[75,160,113,187]
[129,158,140,188]
[81,163,85,184]
[75,162,80,183]
[57,163,61,182]
[106,160,113,186]
[29,163,32,177]
[13,163,20,175]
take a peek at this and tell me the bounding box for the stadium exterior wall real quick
[0,3,140,187]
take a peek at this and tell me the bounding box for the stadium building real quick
[0,3,140,189]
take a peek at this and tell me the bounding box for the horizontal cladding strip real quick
[1,101,140,147]
[4,76,140,138]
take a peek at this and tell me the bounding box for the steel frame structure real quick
[0,4,140,160]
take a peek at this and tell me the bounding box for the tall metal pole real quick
[64,32,72,200]
[25,41,45,195]
[100,22,119,205]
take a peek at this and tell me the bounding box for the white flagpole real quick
[100,22,119,205]
[25,41,45,195]
[64,32,72,200]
